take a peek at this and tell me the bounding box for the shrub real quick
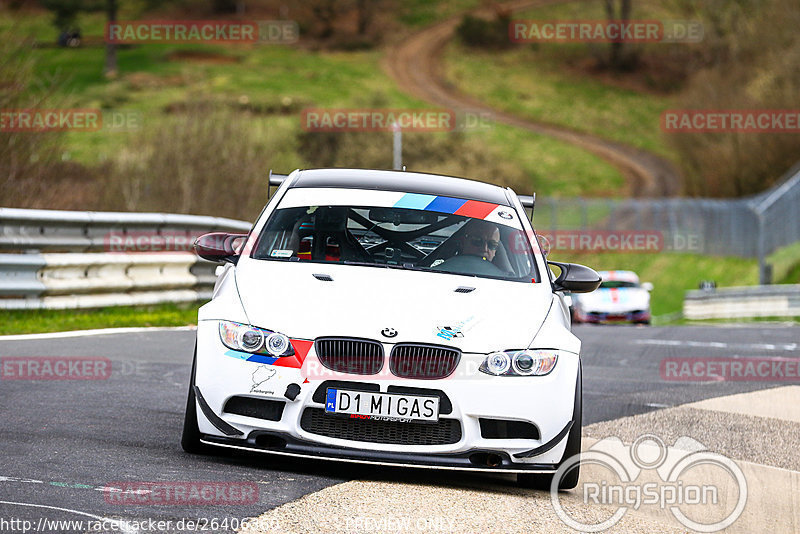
[456,14,513,50]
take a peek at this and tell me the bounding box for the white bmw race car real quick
[572,270,653,325]
[181,168,601,489]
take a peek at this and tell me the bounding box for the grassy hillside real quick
[1,7,626,214]
[444,1,683,158]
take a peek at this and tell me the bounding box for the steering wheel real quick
[430,253,505,276]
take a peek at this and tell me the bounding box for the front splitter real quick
[199,433,559,474]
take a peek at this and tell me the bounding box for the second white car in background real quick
[572,270,652,325]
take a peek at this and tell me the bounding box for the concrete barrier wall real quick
[684,285,800,319]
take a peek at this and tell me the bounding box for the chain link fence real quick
[532,163,800,283]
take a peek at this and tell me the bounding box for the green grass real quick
[552,239,800,317]
[769,241,800,284]
[476,123,624,197]
[551,251,760,316]
[0,303,201,335]
[397,0,480,27]
[2,8,627,193]
[444,42,673,157]
[443,1,685,158]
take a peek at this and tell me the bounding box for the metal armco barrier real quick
[0,208,252,309]
[684,285,800,320]
[0,207,250,252]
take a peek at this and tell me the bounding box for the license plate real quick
[324,388,440,422]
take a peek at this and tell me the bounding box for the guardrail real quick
[0,207,252,310]
[0,207,250,252]
[683,285,800,320]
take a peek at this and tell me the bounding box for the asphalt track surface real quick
[1,324,797,533]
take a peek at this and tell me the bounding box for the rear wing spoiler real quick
[518,194,535,210]
[269,171,289,187]
[267,171,535,212]
[268,171,289,198]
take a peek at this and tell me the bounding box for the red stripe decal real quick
[453,200,498,219]
[275,339,314,369]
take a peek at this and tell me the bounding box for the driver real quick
[460,219,501,262]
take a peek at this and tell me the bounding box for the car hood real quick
[575,287,650,313]
[234,259,553,353]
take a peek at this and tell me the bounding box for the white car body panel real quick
[188,168,587,473]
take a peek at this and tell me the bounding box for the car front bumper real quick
[577,309,651,323]
[192,321,580,472]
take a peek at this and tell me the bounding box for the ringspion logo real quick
[551,434,747,532]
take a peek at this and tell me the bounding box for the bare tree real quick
[104,0,117,78]
[310,0,338,39]
[604,0,632,70]
[355,0,375,36]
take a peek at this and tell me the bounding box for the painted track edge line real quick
[0,326,196,341]
[0,500,139,534]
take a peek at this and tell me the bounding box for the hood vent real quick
[313,273,333,281]
[454,286,475,293]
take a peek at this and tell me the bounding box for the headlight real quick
[484,352,511,375]
[218,321,294,356]
[479,349,558,376]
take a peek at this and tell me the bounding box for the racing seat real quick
[491,240,514,275]
[309,207,370,262]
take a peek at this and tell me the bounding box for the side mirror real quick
[194,232,248,264]
[641,282,654,292]
[548,261,602,293]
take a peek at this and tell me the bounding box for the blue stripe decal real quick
[224,349,250,361]
[224,349,277,365]
[424,196,467,214]
[394,193,438,210]
[246,354,279,365]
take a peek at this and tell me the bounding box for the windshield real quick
[252,202,539,282]
[599,280,638,289]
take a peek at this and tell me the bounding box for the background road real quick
[1,325,797,532]
[383,0,682,196]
